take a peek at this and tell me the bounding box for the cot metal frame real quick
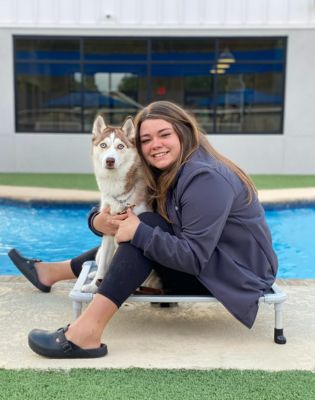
[69,261,287,344]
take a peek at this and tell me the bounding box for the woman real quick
[15,100,278,358]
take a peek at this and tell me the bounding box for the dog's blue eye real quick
[100,143,107,148]
[117,144,124,150]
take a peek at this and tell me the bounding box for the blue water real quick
[0,201,100,275]
[0,200,314,278]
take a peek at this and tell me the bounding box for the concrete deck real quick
[1,185,315,371]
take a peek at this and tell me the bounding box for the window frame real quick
[13,35,287,135]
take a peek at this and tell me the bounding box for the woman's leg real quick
[9,246,99,291]
[35,260,74,286]
[65,212,211,349]
[66,294,118,349]
[29,212,211,356]
[65,238,157,348]
[153,264,211,295]
[35,247,98,286]
[36,247,99,286]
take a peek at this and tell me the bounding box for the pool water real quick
[0,200,314,278]
[265,205,315,279]
[0,201,100,275]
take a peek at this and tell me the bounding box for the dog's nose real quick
[106,157,115,167]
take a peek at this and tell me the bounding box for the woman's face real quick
[139,119,181,170]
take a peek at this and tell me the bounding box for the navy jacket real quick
[131,148,278,328]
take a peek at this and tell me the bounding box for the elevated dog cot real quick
[69,261,287,344]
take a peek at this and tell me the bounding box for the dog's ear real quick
[92,115,106,139]
[121,117,135,142]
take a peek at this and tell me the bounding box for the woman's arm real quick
[131,170,236,276]
[88,206,129,236]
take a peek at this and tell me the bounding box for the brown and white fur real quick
[81,115,161,293]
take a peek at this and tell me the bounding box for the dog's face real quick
[92,116,136,171]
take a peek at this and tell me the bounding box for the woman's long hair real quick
[134,101,256,221]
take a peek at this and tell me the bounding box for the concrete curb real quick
[1,185,315,205]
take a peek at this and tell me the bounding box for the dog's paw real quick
[81,282,98,294]
[88,270,97,279]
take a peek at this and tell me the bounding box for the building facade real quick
[0,0,315,174]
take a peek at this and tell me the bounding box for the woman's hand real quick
[114,209,141,243]
[92,208,128,236]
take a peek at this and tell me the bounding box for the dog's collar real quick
[112,188,135,207]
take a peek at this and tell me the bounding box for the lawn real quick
[0,173,314,190]
[1,368,314,400]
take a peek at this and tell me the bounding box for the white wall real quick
[1,0,315,29]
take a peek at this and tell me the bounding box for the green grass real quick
[0,173,314,190]
[0,173,98,190]
[0,368,314,400]
[251,175,315,190]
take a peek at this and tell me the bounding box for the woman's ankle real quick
[35,260,74,286]
[65,324,101,349]
[34,262,54,286]
[64,294,117,349]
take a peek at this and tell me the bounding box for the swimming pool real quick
[0,200,314,278]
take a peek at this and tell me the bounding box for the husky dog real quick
[82,115,161,293]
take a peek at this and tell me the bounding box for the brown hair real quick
[134,100,256,221]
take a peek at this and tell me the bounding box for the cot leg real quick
[150,302,178,308]
[72,301,82,320]
[274,302,287,344]
[160,302,178,308]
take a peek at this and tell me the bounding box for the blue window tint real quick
[15,38,80,61]
[84,63,147,76]
[151,63,213,77]
[84,39,147,61]
[151,38,215,62]
[218,38,286,62]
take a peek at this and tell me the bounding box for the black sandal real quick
[28,326,108,359]
[8,248,51,293]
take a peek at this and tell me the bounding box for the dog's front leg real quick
[81,235,116,293]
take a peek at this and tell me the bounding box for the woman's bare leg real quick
[34,247,99,286]
[65,294,118,349]
[35,260,76,287]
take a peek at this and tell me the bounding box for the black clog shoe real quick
[28,326,108,359]
[8,248,51,293]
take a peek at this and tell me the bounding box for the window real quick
[82,38,148,132]
[14,36,286,134]
[214,38,286,133]
[15,38,81,132]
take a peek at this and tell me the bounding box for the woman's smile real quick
[152,151,169,158]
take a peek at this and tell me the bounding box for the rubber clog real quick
[28,326,108,359]
[8,248,51,293]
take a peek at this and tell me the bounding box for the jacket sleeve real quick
[87,206,103,237]
[131,169,235,276]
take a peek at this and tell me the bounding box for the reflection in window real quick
[84,38,147,61]
[151,38,215,61]
[14,36,286,134]
[151,64,214,132]
[218,38,285,62]
[215,65,284,133]
[15,38,80,61]
[82,70,145,131]
[16,63,81,132]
